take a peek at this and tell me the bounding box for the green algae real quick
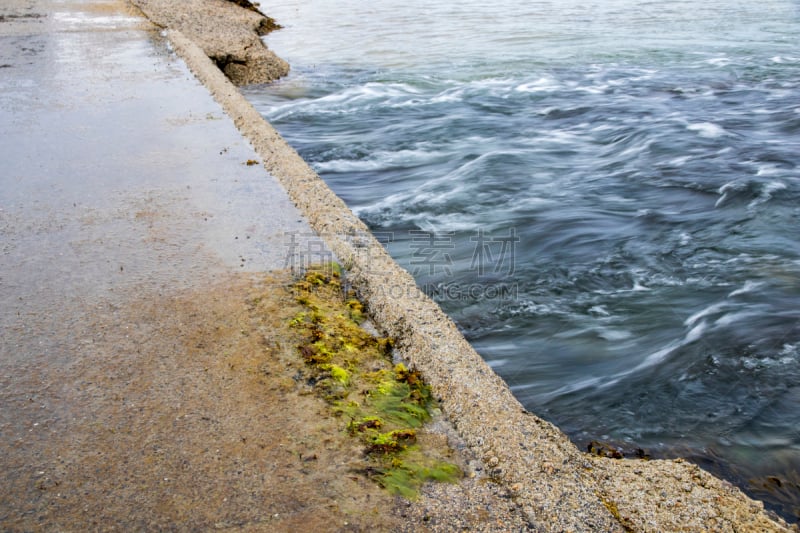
[598,492,635,532]
[289,264,461,499]
[325,363,350,385]
[380,457,462,499]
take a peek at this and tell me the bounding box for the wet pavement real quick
[2,2,794,532]
[0,0,314,307]
[0,1,336,529]
[0,0,320,369]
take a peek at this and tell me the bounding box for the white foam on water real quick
[589,124,615,133]
[627,69,658,82]
[269,81,429,118]
[596,344,676,390]
[685,321,709,343]
[705,56,732,66]
[687,122,728,138]
[385,84,469,107]
[597,320,711,389]
[728,280,765,298]
[749,180,787,208]
[417,212,483,232]
[514,76,562,93]
[531,375,606,401]
[428,90,465,104]
[487,358,510,369]
[715,310,760,327]
[667,155,692,167]
[685,301,729,327]
[511,299,564,317]
[769,56,800,64]
[357,146,522,215]
[538,129,582,144]
[715,180,744,208]
[763,180,788,194]
[741,356,790,370]
[755,165,785,177]
[578,84,609,95]
[779,343,799,356]
[597,328,634,341]
[543,313,719,397]
[777,343,799,365]
[314,148,450,173]
[715,186,732,208]
[553,327,591,339]
[508,196,558,212]
[618,139,653,158]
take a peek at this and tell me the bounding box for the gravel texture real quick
[135,2,795,531]
[129,0,288,85]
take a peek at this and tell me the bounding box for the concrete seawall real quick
[153,3,794,531]
[0,0,790,528]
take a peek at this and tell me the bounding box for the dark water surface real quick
[243,0,800,520]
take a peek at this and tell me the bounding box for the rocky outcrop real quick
[129,0,288,85]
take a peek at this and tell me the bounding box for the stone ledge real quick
[129,0,288,85]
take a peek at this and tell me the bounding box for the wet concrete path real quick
[0,0,314,308]
[0,1,362,529]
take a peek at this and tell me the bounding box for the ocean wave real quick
[265,81,425,119]
[594,322,711,390]
[514,76,563,93]
[685,302,731,327]
[728,280,766,298]
[313,147,451,173]
[714,179,789,208]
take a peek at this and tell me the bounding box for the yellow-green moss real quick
[289,264,461,498]
[598,492,635,532]
[325,363,350,385]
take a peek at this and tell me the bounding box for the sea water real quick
[242,0,800,520]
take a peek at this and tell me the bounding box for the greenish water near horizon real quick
[245,0,800,520]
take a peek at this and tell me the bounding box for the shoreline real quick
[129,0,288,85]
[129,2,793,531]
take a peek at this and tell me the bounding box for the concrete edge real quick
[128,0,288,85]
[163,28,793,533]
